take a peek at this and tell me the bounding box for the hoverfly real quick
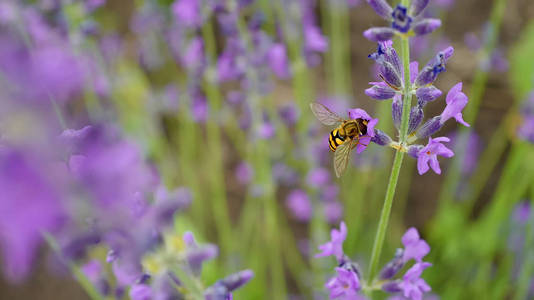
[310,102,370,177]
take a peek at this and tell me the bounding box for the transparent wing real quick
[310,102,344,126]
[334,138,356,178]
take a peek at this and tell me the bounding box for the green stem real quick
[368,34,412,283]
[201,19,233,254]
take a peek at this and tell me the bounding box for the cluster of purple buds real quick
[316,222,432,300]
[517,92,534,143]
[364,38,469,174]
[364,0,441,42]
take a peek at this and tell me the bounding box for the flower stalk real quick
[368,31,412,284]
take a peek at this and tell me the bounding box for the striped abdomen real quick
[329,128,346,152]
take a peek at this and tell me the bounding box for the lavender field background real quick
[1,0,534,299]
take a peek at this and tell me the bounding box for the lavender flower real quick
[325,267,362,299]
[204,270,254,300]
[286,189,313,222]
[0,149,66,282]
[398,262,432,300]
[416,137,454,175]
[172,0,202,28]
[315,221,347,261]
[439,82,470,127]
[364,0,440,41]
[235,161,254,185]
[401,228,430,262]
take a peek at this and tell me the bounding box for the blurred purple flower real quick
[326,267,361,299]
[307,167,331,186]
[0,149,66,282]
[268,43,291,79]
[172,0,202,28]
[513,202,531,225]
[192,94,209,123]
[401,228,430,262]
[304,25,329,53]
[129,284,153,300]
[286,189,312,222]
[235,162,254,185]
[278,103,299,126]
[398,262,432,300]
[316,221,347,261]
[204,270,254,300]
[324,201,344,225]
[417,137,454,175]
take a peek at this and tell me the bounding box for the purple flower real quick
[307,167,331,186]
[324,201,344,225]
[325,267,361,299]
[315,221,347,261]
[398,262,432,300]
[268,43,290,79]
[440,82,469,127]
[401,228,430,262]
[129,284,153,300]
[364,0,439,41]
[348,108,379,138]
[0,150,66,282]
[235,162,254,184]
[513,202,531,224]
[286,189,312,222]
[172,0,202,28]
[278,103,299,126]
[416,137,454,175]
[414,47,454,87]
[304,25,329,53]
[204,270,254,300]
[192,94,209,123]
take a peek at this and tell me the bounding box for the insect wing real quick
[310,103,344,126]
[333,138,355,178]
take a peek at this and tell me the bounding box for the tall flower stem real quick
[367,32,412,283]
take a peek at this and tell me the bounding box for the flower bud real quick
[363,27,396,42]
[372,129,393,146]
[416,86,442,103]
[379,248,405,280]
[415,116,442,139]
[382,280,402,293]
[412,18,441,35]
[365,82,396,100]
[221,269,254,291]
[408,105,424,134]
[392,95,403,130]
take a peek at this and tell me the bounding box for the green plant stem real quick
[201,19,233,255]
[367,33,412,283]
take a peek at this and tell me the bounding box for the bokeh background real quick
[1,0,534,299]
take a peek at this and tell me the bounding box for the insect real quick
[310,102,370,177]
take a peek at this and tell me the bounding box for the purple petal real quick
[412,18,442,36]
[364,27,396,42]
[409,61,419,84]
[366,0,393,19]
[409,0,430,17]
[348,108,372,120]
[365,83,396,100]
[417,153,430,175]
